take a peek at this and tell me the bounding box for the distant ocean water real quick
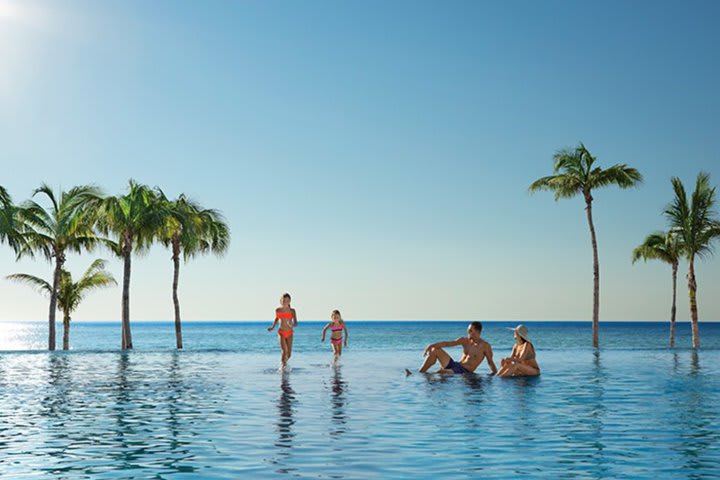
[1,320,719,352]
[0,321,718,478]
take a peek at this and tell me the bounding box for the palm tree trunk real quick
[48,252,64,351]
[688,255,699,349]
[121,235,133,350]
[670,262,677,348]
[63,312,70,351]
[172,237,182,350]
[584,194,600,348]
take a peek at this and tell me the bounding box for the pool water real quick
[0,322,718,478]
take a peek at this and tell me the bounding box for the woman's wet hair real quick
[280,293,291,303]
[332,309,342,320]
[470,321,483,333]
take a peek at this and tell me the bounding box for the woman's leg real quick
[286,335,293,361]
[419,347,451,373]
[513,363,540,376]
[279,335,288,364]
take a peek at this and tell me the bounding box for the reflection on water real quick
[272,370,297,475]
[329,365,347,438]
[0,350,718,478]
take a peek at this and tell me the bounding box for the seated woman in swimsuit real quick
[267,293,298,366]
[321,309,348,358]
[497,324,540,377]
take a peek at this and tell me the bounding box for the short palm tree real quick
[632,230,683,347]
[529,143,643,347]
[17,184,104,350]
[96,180,165,350]
[157,192,230,349]
[664,172,720,349]
[7,259,116,350]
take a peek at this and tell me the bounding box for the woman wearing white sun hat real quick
[497,324,540,377]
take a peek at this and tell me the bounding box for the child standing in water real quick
[268,293,298,366]
[321,310,348,358]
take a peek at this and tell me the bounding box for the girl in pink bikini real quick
[321,309,348,358]
[268,293,298,366]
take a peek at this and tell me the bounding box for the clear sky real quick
[0,0,718,322]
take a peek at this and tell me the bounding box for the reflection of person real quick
[267,293,298,366]
[329,365,347,437]
[497,325,540,377]
[321,310,348,358]
[275,371,297,462]
[408,321,497,375]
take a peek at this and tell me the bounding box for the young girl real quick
[497,324,540,377]
[268,293,298,366]
[321,310,348,358]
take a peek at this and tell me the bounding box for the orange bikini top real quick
[276,311,293,319]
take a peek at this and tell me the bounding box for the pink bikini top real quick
[331,323,343,331]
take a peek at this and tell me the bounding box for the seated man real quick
[408,321,497,375]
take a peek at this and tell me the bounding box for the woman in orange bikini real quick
[267,293,298,366]
[321,309,348,358]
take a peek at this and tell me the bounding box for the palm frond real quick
[6,273,53,295]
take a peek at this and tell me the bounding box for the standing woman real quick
[497,324,540,377]
[321,309,348,359]
[268,293,298,366]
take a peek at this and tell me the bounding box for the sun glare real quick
[0,0,19,21]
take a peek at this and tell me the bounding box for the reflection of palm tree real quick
[163,352,196,474]
[111,352,140,468]
[42,354,72,417]
[40,355,72,469]
[330,365,347,438]
[676,350,714,473]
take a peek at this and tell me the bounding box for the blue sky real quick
[0,0,718,322]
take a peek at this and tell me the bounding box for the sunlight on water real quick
[0,322,44,350]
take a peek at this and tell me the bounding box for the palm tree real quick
[664,172,720,349]
[96,180,165,350]
[632,230,683,347]
[17,184,104,351]
[7,260,116,350]
[0,186,27,254]
[157,192,230,349]
[529,143,643,347]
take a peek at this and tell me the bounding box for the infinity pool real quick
[0,346,718,478]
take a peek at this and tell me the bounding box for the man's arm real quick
[485,344,497,374]
[423,338,465,356]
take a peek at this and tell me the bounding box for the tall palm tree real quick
[17,184,104,351]
[0,186,27,254]
[157,192,230,349]
[632,230,683,347]
[97,180,165,350]
[664,172,720,349]
[529,143,643,347]
[7,260,116,350]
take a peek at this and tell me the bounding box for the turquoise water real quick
[0,321,719,478]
